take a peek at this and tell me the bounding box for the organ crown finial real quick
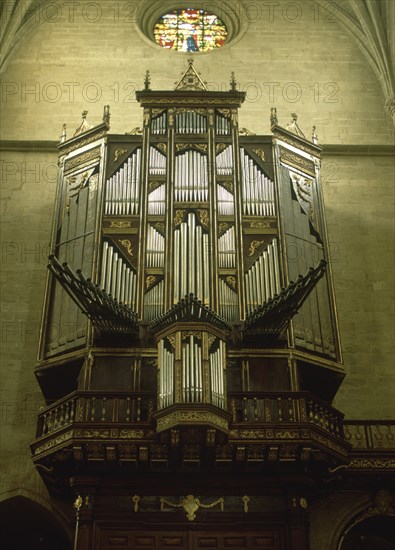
[144,71,151,90]
[285,112,306,138]
[73,111,92,137]
[230,72,237,91]
[270,107,278,127]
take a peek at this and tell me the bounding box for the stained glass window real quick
[154,9,228,52]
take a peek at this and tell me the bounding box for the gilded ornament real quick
[60,128,107,156]
[119,239,133,257]
[219,222,229,236]
[160,495,224,521]
[226,276,237,291]
[64,147,101,173]
[155,142,167,155]
[250,221,270,229]
[239,128,256,136]
[132,495,140,512]
[182,331,202,340]
[248,240,264,256]
[113,148,127,163]
[146,275,157,290]
[110,220,131,228]
[216,143,227,154]
[127,127,143,135]
[242,495,250,513]
[253,148,266,162]
[174,210,185,226]
[198,209,209,228]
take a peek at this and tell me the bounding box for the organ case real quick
[36,60,343,428]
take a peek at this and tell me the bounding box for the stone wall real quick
[0,0,393,542]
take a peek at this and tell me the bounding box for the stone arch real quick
[0,495,72,550]
[332,490,395,550]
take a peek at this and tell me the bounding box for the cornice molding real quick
[1,140,393,157]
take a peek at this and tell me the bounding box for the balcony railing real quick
[229,391,344,439]
[36,391,154,438]
[344,420,395,450]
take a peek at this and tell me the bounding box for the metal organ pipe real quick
[217,184,234,215]
[240,148,275,217]
[218,279,239,323]
[181,335,203,403]
[216,114,230,135]
[144,280,164,321]
[100,242,137,308]
[148,184,166,215]
[176,110,207,134]
[158,339,174,409]
[218,226,236,268]
[174,151,208,202]
[105,149,141,216]
[173,213,209,305]
[149,146,166,176]
[151,112,167,135]
[244,238,281,314]
[146,225,165,268]
[216,145,233,175]
[209,341,226,409]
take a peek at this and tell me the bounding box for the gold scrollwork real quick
[182,331,202,341]
[218,222,229,236]
[110,220,131,228]
[146,275,157,290]
[226,276,237,291]
[166,335,176,349]
[132,495,140,512]
[198,209,209,228]
[253,148,266,162]
[174,209,185,226]
[160,495,224,521]
[113,148,127,163]
[250,221,270,229]
[119,239,133,257]
[224,181,234,194]
[242,495,250,513]
[248,240,264,256]
[64,147,101,172]
[127,127,143,135]
[239,128,256,136]
[154,222,165,235]
[155,142,167,155]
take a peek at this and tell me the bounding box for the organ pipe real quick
[100,241,137,308]
[240,148,275,216]
[244,238,281,314]
[105,149,141,215]
[173,213,209,304]
[175,151,208,202]
[144,280,164,321]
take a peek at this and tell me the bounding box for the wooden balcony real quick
[31,390,355,477]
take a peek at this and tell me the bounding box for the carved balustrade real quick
[229,392,344,440]
[36,391,154,438]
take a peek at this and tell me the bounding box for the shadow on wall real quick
[0,496,71,550]
[340,515,395,550]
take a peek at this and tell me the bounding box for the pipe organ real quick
[37,60,343,461]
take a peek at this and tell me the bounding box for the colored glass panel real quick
[154,9,227,52]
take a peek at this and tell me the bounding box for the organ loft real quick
[32,61,350,549]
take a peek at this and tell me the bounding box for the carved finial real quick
[103,105,110,124]
[312,125,318,144]
[60,123,67,143]
[188,57,194,66]
[286,113,306,138]
[230,72,237,91]
[144,71,151,90]
[270,107,278,127]
[73,111,92,137]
